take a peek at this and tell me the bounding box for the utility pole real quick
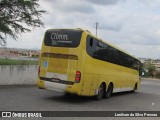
[95,22,99,36]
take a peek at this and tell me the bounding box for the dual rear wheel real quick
[95,83,113,100]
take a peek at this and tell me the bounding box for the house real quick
[0,47,40,59]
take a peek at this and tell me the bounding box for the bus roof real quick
[46,28,140,61]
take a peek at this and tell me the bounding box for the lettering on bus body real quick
[51,33,72,45]
[51,33,69,40]
[44,30,82,47]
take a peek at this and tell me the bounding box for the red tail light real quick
[38,66,40,76]
[75,71,81,83]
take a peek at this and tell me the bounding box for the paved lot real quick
[0,78,160,120]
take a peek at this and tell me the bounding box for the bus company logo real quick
[51,33,69,41]
[2,112,11,117]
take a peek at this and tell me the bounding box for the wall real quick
[0,65,38,85]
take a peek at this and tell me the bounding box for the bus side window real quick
[97,41,103,48]
[86,36,96,57]
[90,38,93,47]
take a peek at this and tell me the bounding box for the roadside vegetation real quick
[0,0,46,46]
[0,58,38,65]
[142,61,160,79]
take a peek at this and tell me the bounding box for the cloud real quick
[129,34,160,45]
[138,0,160,8]
[99,23,122,32]
[43,0,96,14]
[6,0,160,59]
[117,43,160,59]
[85,0,126,5]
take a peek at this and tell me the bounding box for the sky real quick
[5,0,160,59]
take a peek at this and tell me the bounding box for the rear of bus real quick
[37,29,83,95]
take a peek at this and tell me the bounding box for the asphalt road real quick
[0,78,160,120]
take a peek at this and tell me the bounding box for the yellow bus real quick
[37,28,142,100]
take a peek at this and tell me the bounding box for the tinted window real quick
[86,37,96,57]
[44,30,82,47]
[86,35,139,70]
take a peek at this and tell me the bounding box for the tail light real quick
[75,71,81,83]
[38,66,40,76]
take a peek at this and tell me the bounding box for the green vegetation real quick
[0,58,38,65]
[143,61,160,79]
[0,0,46,46]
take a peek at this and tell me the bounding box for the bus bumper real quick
[37,79,81,95]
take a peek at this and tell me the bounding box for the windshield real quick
[44,29,82,47]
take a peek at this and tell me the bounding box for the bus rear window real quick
[44,29,82,47]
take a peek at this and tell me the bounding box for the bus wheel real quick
[104,83,113,99]
[95,84,104,100]
[38,87,43,89]
[132,83,137,93]
[64,92,71,96]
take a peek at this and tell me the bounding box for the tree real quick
[144,61,156,77]
[0,0,46,46]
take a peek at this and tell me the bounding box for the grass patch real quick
[0,58,38,65]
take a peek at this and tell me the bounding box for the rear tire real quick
[38,87,43,89]
[95,84,104,100]
[104,83,113,99]
[132,83,137,93]
[64,93,71,96]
